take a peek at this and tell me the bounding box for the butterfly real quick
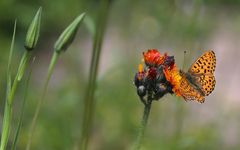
[178,50,216,103]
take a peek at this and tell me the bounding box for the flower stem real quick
[134,97,152,150]
[26,52,59,150]
[11,57,35,150]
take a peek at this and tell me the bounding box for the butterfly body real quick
[180,71,205,93]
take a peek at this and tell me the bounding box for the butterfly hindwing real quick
[197,75,216,96]
[179,75,205,103]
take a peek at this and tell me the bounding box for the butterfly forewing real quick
[189,51,216,75]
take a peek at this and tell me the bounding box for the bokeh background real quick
[0,0,240,149]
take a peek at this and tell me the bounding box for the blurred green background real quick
[1,0,240,149]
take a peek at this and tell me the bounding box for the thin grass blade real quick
[0,20,17,150]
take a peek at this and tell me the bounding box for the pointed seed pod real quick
[54,13,85,53]
[24,7,42,51]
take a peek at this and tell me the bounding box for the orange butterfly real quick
[164,51,216,103]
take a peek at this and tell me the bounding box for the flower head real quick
[143,49,167,66]
[134,49,175,103]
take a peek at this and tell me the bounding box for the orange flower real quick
[134,49,177,101]
[138,63,143,73]
[143,49,167,66]
[137,64,144,80]
[163,65,182,96]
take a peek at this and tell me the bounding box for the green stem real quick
[134,99,152,150]
[11,57,35,150]
[26,52,59,150]
[0,101,12,150]
[0,51,31,150]
[80,0,111,149]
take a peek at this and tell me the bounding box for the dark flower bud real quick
[137,85,146,97]
[146,67,157,80]
[164,55,175,67]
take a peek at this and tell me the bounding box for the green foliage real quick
[26,12,85,150]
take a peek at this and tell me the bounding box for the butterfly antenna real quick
[182,50,187,71]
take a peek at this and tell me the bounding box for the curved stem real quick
[26,52,59,150]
